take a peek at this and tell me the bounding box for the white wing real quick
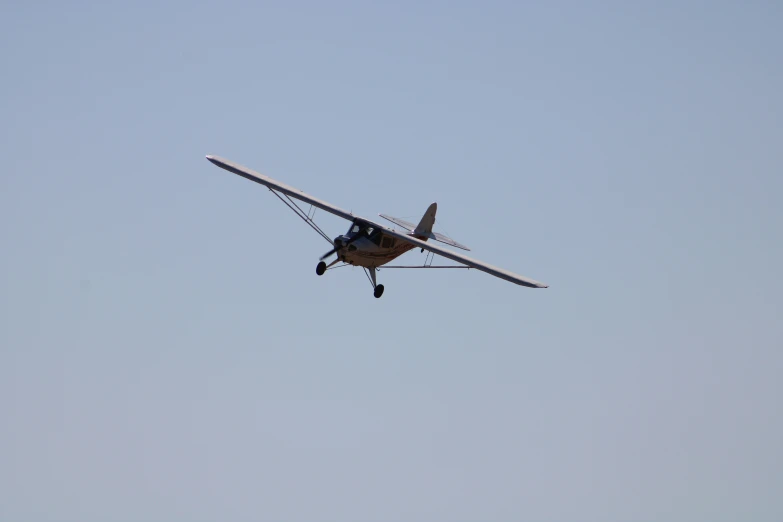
[207,155,355,221]
[369,220,548,288]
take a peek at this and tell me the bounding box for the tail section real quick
[414,203,437,237]
[379,203,471,251]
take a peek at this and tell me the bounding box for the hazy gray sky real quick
[2,1,782,521]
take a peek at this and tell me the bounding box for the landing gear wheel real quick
[316,261,326,276]
[373,284,385,298]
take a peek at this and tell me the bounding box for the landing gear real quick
[316,258,341,276]
[323,261,387,298]
[367,267,385,298]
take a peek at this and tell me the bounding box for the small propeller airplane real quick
[207,155,548,298]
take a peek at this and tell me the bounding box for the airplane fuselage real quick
[336,220,418,268]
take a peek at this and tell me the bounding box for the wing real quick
[379,214,471,251]
[206,155,355,221]
[368,220,548,288]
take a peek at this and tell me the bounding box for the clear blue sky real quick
[2,1,782,521]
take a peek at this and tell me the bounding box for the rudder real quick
[414,202,437,237]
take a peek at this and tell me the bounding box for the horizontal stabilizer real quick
[379,214,471,251]
[379,214,416,231]
[430,231,471,251]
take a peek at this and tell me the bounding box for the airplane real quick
[206,155,548,298]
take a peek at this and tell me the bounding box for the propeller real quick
[320,245,338,260]
[320,232,364,260]
[320,236,346,260]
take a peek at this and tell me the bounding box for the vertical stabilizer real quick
[414,202,437,237]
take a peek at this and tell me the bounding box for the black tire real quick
[316,261,326,276]
[373,284,385,298]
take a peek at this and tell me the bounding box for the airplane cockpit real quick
[346,221,382,246]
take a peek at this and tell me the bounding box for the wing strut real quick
[381,265,469,269]
[268,189,334,245]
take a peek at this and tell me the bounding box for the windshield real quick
[346,222,379,243]
[347,222,369,236]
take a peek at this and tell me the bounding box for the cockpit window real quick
[347,223,380,245]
